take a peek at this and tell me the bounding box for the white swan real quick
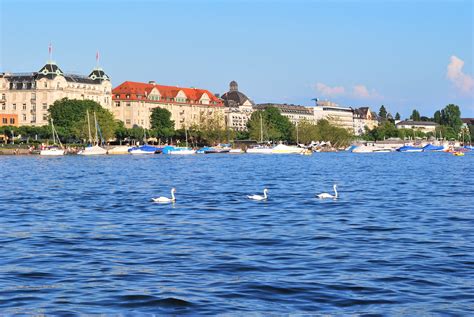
[152,188,176,203]
[317,184,338,199]
[247,188,268,201]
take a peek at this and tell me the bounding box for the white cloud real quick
[447,55,474,93]
[352,84,382,99]
[315,82,345,97]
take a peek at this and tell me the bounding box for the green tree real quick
[440,104,462,133]
[410,109,421,121]
[434,110,442,124]
[395,112,401,120]
[293,119,319,144]
[378,105,387,120]
[150,107,175,140]
[247,107,294,142]
[48,98,117,142]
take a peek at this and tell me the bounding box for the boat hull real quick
[40,149,65,156]
[78,145,107,156]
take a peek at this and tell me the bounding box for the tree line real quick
[364,104,470,141]
[1,98,355,147]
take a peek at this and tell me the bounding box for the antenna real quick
[96,50,100,68]
[48,43,53,62]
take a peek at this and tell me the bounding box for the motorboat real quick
[128,144,159,154]
[422,144,445,152]
[246,146,273,154]
[397,145,423,152]
[40,146,65,156]
[168,147,196,155]
[271,144,304,154]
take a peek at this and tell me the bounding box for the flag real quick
[96,51,100,63]
[48,43,52,58]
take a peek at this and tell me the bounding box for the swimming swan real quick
[247,188,268,201]
[152,188,176,203]
[317,184,338,199]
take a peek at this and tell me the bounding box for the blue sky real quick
[1,0,473,117]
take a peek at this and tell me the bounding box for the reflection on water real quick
[0,153,473,314]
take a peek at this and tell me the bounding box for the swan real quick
[317,184,338,199]
[152,188,176,203]
[247,188,268,201]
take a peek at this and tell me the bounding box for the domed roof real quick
[37,62,63,80]
[88,67,110,82]
[221,81,253,107]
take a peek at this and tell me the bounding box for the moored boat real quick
[271,144,304,154]
[397,145,423,152]
[128,145,159,154]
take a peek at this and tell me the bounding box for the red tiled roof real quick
[112,81,223,106]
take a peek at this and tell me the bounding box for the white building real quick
[0,61,112,126]
[254,103,315,125]
[395,120,438,133]
[221,81,254,131]
[314,100,354,131]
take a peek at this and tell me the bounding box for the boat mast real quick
[260,113,263,143]
[51,118,56,145]
[185,125,188,148]
[94,111,99,145]
[86,109,92,145]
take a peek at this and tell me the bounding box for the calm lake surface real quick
[0,153,473,315]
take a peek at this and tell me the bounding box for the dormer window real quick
[126,94,130,99]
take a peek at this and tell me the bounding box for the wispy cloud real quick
[447,55,474,94]
[352,84,382,99]
[315,82,382,100]
[315,82,345,97]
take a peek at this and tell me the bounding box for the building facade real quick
[314,101,354,131]
[221,81,254,131]
[112,81,224,129]
[353,107,378,135]
[0,114,18,127]
[255,103,315,125]
[395,120,438,133]
[0,61,112,126]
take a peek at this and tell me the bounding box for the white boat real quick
[107,145,132,155]
[229,148,243,154]
[246,146,273,154]
[78,145,107,156]
[167,126,195,155]
[40,119,65,156]
[78,110,107,156]
[40,146,65,156]
[271,144,304,154]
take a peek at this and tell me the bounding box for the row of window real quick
[1,117,16,124]
[1,103,48,111]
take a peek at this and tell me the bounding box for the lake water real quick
[0,152,473,315]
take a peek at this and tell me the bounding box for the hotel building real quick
[0,61,112,126]
[221,81,254,131]
[254,103,315,125]
[111,81,224,129]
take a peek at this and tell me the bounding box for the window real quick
[22,104,27,110]
[126,119,131,124]
[115,101,120,107]
[1,104,4,110]
[31,93,36,100]
[32,104,36,111]
[44,82,47,88]
[1,94,5,100]
[10,118,15,124]
[12,104,16,110]
[126,102,131,107]
[22,114,26,121]
[42,104,47,110]
[2,118,6,124]
[43,114,48,121]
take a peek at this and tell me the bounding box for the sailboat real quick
[129,129,160,154]
[78,110,107,155]
[40,118,65,156]
[167,126,195,155]
[247,113,273,154]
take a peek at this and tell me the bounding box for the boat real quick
[422,144,445,152]
[372,148,393,153]
[246,146,273,154]
[464,145,474,151]
[271,144,304,154]
[229,148,243,154]
[197,146,231,154]
[107,145,132,155]
[453,151,464,156]
[40,118,65,156]
[78,110,107,156]
[396,145,423,152]
[128,144,159,154]
[166,127,195,155]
